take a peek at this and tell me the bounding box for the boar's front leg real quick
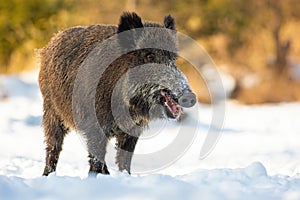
[115,133,139,174]
[86,132,110,176]
[88,153,110,175]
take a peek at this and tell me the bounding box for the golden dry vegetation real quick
[1,0,300,104]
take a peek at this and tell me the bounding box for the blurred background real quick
[1,0,300,104]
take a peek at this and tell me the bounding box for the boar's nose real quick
[178,90,197,108]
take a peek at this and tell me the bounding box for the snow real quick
[0,71,300,200]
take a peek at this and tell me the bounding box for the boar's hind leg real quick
[42,106,69,176]
[116,134,138,174]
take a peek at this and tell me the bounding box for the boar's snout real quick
[178,90,197,108]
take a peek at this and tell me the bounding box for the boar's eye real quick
[146,52,155,62]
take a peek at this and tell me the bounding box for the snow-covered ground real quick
[0,71,299,200]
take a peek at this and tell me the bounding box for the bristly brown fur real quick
[39,12,191,176]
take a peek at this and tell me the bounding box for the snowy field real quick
[0,71,300,200]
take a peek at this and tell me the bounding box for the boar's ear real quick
[118,12,143,33]
[164,15,176,30]
[117,12,144,50]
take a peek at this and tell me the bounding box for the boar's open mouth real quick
[160,90,181,119]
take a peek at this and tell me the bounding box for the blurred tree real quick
[1,0,299,76]
[153,0,253,53]
[198,0,253,53]
[0,0,72,73]
[263,0,300,74]
[157,0,300,74]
